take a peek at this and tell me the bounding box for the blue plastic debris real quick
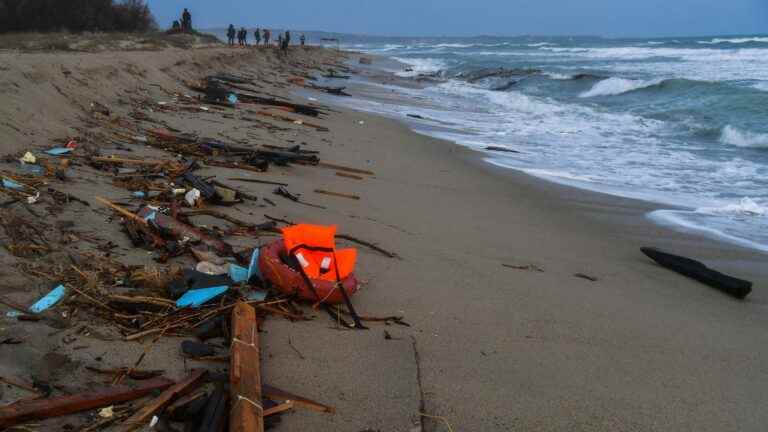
[143,210,157,223]
[45,148,73,156]
[227,93,238,104]
[2,178,23,189]
[132,191,146,198]
[175,286,228,308]
[29,285,66,313]
[228,249,261,283]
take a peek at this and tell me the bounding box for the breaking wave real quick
[720,125,768,148]
[580,77,665,97]
[698,37,768,45]
[697,197,767,217]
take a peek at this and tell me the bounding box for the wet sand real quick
[0,39,766,431]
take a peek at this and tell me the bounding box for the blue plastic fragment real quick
[175,286,228,308]
[132,191,146,198]
[227,93,238,104]
[2,178,23,190]
[143,210,157,223]
[228,264,248,283]
[45,148,73,156]
[29,285,66,313]
[228,249,261,283]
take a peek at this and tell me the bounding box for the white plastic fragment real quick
[185,188,201,206]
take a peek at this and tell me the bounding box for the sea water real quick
[315,34,768,252]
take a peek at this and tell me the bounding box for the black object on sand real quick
[641,247,752,299]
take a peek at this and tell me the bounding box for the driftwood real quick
[335,172,364,180]
[119,369,207,432]
[199,385,228,432]
[137,207,234,256]
[228,178,289,187]
[314,189,360,200]
[262,384,335,414]
[230,302,263,432]
[316,162,374,176]
[0,377,174,429]
[641,247,752,299]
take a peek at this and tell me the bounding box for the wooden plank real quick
[264,401,294,417]
[262,384,335,414]
[335,171,364,180]
[0,377,174,429]
[230,302,263,432]
[316,162,374,176]
[119,369,207,432]
[314,189,360,200]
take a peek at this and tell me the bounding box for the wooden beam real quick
[0,377,174,429]
[119,369,207,432]
[230,302,263,432]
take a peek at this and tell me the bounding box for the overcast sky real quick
[149,0,767,37]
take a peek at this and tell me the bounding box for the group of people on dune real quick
[227,25,305,52]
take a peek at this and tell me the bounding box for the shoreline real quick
[0,41,766,431]
[325,53,768,263]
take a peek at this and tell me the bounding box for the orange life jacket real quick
[281,224,356,282]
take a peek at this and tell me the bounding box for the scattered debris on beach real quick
[0,50,404,431]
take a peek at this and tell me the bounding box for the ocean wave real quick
[544,72,572,80]
[391,57,447,76]
[579,77,665,97]
[697,197,767,217]
[719,125,768,148]
[698,37,768,45]
[528,42,555,47]
[752,82,768,92]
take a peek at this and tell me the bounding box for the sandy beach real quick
[0,35,767,431]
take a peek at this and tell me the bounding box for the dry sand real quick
[0,35,766,431]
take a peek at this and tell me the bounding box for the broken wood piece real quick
[0,376,42,395]
[95,197,148,226]
[573,273,598,282]
[0,377,174,429]
[335,172,364,180]
[502,263,544,272]
[262,384,335,414]
[641,247,752,299]
[90,156,176,167]
[264,401,294,417]
[230,302,263,432]
[337,234,398,259]
[136,207,234,256]
[314,189,360,200]
[316,162,374,176]
[119,369,206,432]
[228,178,289,187]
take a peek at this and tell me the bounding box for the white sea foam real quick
[697,197,767,217]
[580,77,664,97]
[698,37,768,45]
[752,82,768,92]
[528,42,555,47]
[720,125,768,148]
[391,57,447,77]
[545,72,572,80]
